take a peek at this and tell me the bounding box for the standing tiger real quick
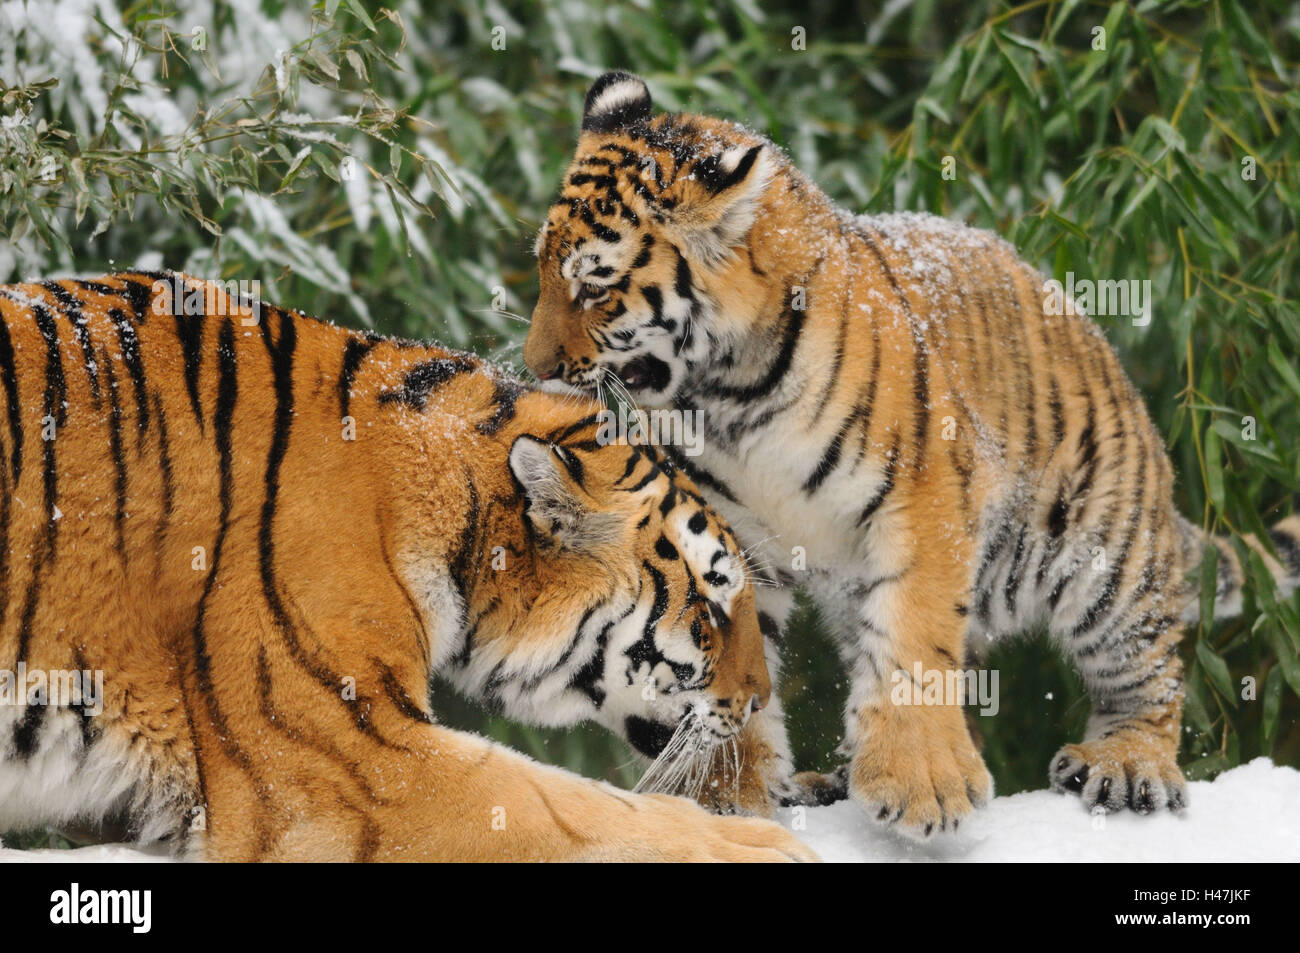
[523,72,1300,837]
[0,271,818,862]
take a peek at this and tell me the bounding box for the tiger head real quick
[464,428,770,757]
[523,71,779,404]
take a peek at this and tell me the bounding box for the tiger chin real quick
[0,272,818,862]
[523,72,1300,838]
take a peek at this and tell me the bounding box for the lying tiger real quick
[0,271,816,862]
[524,72,1300,836]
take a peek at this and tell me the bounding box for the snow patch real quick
[785,758,1300,862]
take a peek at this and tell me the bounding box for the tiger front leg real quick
[843,569,993,838]
[360,723,820,862]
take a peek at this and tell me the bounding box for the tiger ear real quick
[664,144,773,265]
[582,72,652,133]
[509,436,615,550]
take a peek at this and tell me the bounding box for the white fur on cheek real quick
[670,511,743,615]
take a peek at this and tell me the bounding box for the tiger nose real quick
[735,691,766,722]
[534,360,566,381]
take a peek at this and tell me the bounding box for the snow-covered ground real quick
[2,758,1296,862]
[784,758,1300,862]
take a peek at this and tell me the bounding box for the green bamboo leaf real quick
[1182,667,1215,735]
[1267,627,1300,697]
[992,31,1039,110]
[1261,665,1282,742]
[959,27,993,102]
[1211,417,1279,462]
[1117,175,1160,225]
[1221,0,1287,82]
[1203,426,1224,513]
[1267,337,1300,399]
[1196,639,1237,707]
[343,0,377,32]
[1184,752,1230,781]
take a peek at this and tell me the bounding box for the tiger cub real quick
[0,271,816,862]
[523,72,1300,837]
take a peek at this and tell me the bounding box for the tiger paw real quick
[603,793,819,861]
[777,766,849,807]
[695,773,775,817]
[850,706,992,839]
[1050,737,1187,814]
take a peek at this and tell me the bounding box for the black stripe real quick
[13,305,67,665]
[849,325,883,470]
[153,392,175,551]
[623,457,663,493]
[256,310,393,749]
[553,444,585,485]
[545,412,604,445]
[190,319,269,851]
[252,646,382,812]
[631,233,655,269]
[625,561,672,671]
[379,661,436,724]
[12,703,45,759]
[614,447,642,486]
[1070,440,1148,640]
[337,336,377,418]
[859,228,928,469]
[803,424,846,494]
[102,353,128,560]
[34,304,67,427]
[974,521,1016,624]
[661,444,737,503]
[857,434,901,527]
[695,144,763,194]
[109,307,150,445]
[0,318,21,482]
[571,616,617,707]
[175,312,206,434]
[704,304,804,403]
[477,379,523,436]
[1003,526,1029,616]
[999,258,1038,464]
[378,356,477,410]
[808,280,850,422]
[524,606,599,691]
[41,281,100,403]
[75,280,120,297]
[118,276,155,324]
[1047,374,1065,453]
[448,476,481,603]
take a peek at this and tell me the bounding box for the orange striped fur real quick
[523,73,1300,836]
[0,271,817,861]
